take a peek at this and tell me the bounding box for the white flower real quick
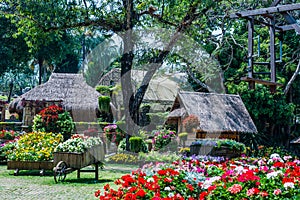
[147,177,154,182]
[164,187,171,191]
[283,155,292,161]
[266,171,282,179]
[283,182,295,189]
[270,153,280,159]
[249,165,257,170]
[202,176,220,189]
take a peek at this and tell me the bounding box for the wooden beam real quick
[230,3,300,18]
[241,77,283,86]
[270,18,276,84]
[247,17,255,89]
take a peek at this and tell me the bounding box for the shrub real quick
[98,96,111,112]
[104,124,125,145]
[129,136,148,153]
[0,130,19,140]
[182,114,199,132]
[32,105,74,139]
[152,129,177,151]
[95,85,111,95]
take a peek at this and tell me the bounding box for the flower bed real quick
[95,153,300,199]
[6,132,63,161]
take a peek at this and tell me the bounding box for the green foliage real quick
[96,85,112,95]
[98,96,111,113]
[56,112,75,139]
[129,136,148,153]
[153,129,177,151]
[32,105,75,139]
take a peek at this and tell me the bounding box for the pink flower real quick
[228,184,242,194]
[273,189,281,195]
[246,188,260,196]
[260,191,268,197]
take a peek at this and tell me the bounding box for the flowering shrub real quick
[32,105,74,139]
[55,134,103,153]
[6,132,63,161]
[191,139,246,152]
[152,129,177,151]
[182,114,199,132]
[0,130,19,140]
[103,124,125,145]
[106,153,139,164]
[95,153,300,199]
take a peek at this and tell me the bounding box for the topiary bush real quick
[129,136,148,153]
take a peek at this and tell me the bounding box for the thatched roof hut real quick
[98,68,180,111]
[166,91,257,140]
[9,73,100,124]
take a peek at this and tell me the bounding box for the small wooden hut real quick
[9,73,100,126]
[165,91,257,141]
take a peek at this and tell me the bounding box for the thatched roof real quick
[168,91,257,133]
[9,73,100,121]
[98,68,179,104]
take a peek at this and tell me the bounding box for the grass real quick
[0,163,136,200]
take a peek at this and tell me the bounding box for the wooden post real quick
[1,105,5,122]
[247,17,255,89]
[270,17,276,93]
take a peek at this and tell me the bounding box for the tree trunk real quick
[38,58,44,85]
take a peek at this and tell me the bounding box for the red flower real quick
[273,162,285,168]
[199,191,208,200]
[207,185,216,193]
[186,184,194,191]
[136,189,146,198]
[95,190,101,197]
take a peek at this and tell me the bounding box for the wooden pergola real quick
[230,0,300,93]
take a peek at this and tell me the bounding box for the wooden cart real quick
[53,144,105,183]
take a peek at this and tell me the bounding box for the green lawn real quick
[0,163,135,200]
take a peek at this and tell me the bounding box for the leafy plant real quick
[152,129,177,151]
[0,130,19,140]
[129,136,148,153]
[95,85,111,95]
[32,105,74,139]
[98,96,111,112]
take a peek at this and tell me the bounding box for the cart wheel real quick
[54,161,67,183]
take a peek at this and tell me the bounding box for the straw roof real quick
[98,68,179,104]
[9,73,100,120]
[168,91,257,133]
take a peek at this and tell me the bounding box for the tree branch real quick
[284,59,300,96]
